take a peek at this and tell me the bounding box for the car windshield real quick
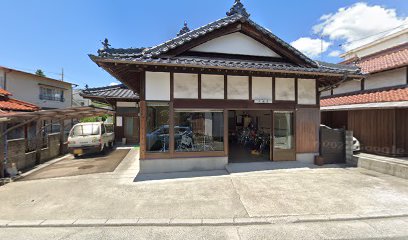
[71,124,100,137]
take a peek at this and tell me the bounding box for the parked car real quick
[353,137,361,152]
[68,122,114,157]
[146,125,192,151]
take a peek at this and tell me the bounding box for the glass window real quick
[146,102,170,152]
[71,124,100,137]
[174,111,224,152]
[40,87,65,102]
[273,111,294,150]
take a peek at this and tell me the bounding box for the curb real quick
[1,214,408,228]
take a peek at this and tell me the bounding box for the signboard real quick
[254,99,272,104]
[116,116,123,127]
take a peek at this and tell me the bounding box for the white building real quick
[0,66,74,109]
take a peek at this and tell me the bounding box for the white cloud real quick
[313,2,408,51]
[328,50,341,57]
[290,37,331,58]
[109,82,119,86]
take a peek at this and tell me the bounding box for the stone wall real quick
[6,133,65,171]
[6,138,36,170]
[345,131,356,166]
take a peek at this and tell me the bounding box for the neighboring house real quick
[89,0,362,173]
[321,28,408,157]
[0,88,39,113]
[0,66,74,109]
[0,87,39,140]
[81,84,140,144]
[72,89,92,107]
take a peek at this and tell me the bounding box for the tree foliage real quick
[35,69,46,77]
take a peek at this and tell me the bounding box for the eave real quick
[90,55,364,79]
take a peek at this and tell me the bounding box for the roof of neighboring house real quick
[0,88,12,96]
[0,88,39,112]
[81,84,139,100]
[0,66,75,86]
[320,86,408,108]
[91,1,361,77]
[341,43,408,74]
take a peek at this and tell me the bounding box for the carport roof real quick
[0,106,114,123]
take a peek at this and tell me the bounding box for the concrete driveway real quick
[20,148,130,181]
[0,148,408,223]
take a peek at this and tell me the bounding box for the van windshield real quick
[71,124,100,136]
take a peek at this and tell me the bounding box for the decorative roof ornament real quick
[177,21,191,36]
[97,38,111,56]
[226,0,250,18]
[101,38,111,50]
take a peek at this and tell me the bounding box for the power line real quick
[339,23,408,46]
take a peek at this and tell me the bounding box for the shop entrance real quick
[228,110,272,163]
[228,110,296,163]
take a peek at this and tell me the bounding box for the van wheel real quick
[101,144,107,154]
[74,154,79,158]
[109,141,114,148]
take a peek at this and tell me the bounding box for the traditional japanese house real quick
[81,84,140,144]
[90,0,362,173]
[321,30,408,157]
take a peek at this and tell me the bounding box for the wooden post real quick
[139,101,146,160]
[223,109,228,158]
[59,120,65,155]
[169,102,175,157]
[0,123,4,178]
[35,120,42,164]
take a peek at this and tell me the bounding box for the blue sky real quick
[1,0,407,88]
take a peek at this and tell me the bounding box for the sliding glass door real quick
[273,111,296,161]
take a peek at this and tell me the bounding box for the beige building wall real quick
[333,79,362,95]
[365,67,407,90]
[0,69,72,109]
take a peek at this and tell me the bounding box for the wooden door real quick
[124,116,139,144]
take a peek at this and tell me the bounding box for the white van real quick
[68,122,115,157]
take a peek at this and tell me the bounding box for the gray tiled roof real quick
[94,13,361,75]
[81,84,139,99]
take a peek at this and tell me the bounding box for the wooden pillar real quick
[392,109,397,155]
[59,120,65,155]
[0,123,4,178]
[223,109,228,157]
[35,119,42,164]
[169,102,175,157]
[139,101,146,160]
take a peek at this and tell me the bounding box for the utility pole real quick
[61,68,64,81]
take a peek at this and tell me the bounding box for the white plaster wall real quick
[321,90,331,97]
[3,71,72,109]
[343,31,408,60]
[252,77,272,101]
[174,73,198,99]
[275,78,295,101]
[201,74,224,99]
[145,71,170,101]
[117,102,138,108]
[297,79,316,105]
[365,67,407,90]
[333,79,362,95]
[227,76,249,100]
[190,32,281,57]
